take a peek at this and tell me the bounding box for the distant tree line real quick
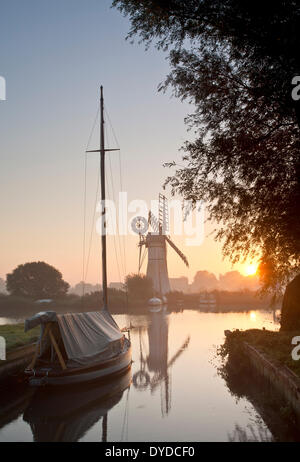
[0,261,282,319]
[0,262,268,302]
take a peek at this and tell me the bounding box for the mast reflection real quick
[23,369,131,442]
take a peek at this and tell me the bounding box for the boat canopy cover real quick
[25,311,57,331]
[25,310,123,365]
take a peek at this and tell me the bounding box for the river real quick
[0,308,295,442]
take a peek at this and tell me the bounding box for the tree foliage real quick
[125,273,153,300]
[280,274,300,331]
[6,262,69,300]
[113,0,300,292]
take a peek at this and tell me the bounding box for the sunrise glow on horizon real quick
[0,1,263,288]
[244,264,258,277]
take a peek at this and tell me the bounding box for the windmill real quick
[132,194,189,301]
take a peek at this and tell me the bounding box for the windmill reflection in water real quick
[132,309,190,416]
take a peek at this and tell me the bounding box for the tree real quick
[113,1,300,293]
[125,273,153,300]
[6,262,69,299]
[191,270,218,292]
[0,277,7,294]
[280,274,300,331]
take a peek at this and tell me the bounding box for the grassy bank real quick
[220,329,300,377]
[0,324,39,352]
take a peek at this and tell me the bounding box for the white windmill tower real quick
[132,194,189,305]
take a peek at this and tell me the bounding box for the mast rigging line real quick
[120,386,130,442]
[84,167,101,284]
[138,246,147,274]
[104,106,128,280]
[105,155,122,286]
[105,122,126,283]
[104,106,130,313]
[82,106,100,299]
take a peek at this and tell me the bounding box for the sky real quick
[0,0,255,286]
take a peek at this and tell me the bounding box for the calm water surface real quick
[0,317,24,325]
[0,309,284,442]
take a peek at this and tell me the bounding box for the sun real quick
[250,311,257,321]
[244,264,258,276]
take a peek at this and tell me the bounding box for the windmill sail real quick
[148,211,160,234]
[165,236,189,268]
[159,193,169,235]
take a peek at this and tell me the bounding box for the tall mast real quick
[86,86,120,311]
[100,86,108,310]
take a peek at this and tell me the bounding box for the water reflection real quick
[23,370,131,442]
[228,423,273,442]
[0,384,34,430]
[0,309,294,442]
[0,317,23,326]
[219,348,300,442]
[132,309,190,417]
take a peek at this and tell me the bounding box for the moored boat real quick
[199,292,217,309]
[24,310,131,386]
[24,87,132,387]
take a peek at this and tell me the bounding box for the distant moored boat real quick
[199,292,217,309]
